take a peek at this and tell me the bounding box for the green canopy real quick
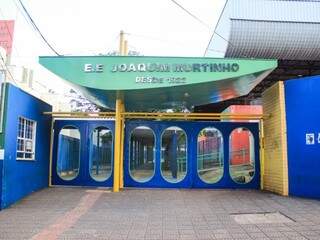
[39,56,277,111]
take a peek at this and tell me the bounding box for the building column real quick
[262,82,289,196]
[113,98,124,192]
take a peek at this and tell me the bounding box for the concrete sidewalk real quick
[0,188,320,240]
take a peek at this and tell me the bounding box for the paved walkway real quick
[1,188,320,240]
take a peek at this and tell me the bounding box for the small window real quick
[129,126,155,182]
[229,128,255,184]
[161,127,187,183]
[197,127,223,184]
[16,116,37,160]
[57,126,81,181]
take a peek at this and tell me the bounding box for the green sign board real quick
[39,56,277,110]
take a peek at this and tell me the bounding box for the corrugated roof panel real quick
[226,19,320,60]
[231,0,320,23]
[205,0,320,60]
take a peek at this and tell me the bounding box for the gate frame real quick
[45,111,267,192]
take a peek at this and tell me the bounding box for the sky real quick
[0,0,226,96]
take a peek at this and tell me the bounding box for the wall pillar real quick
[262,82,288,196]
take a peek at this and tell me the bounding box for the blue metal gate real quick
[52,119,260,189]
[52,120,114,187]
[124,120,260,189]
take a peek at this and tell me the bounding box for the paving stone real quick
[1,188,320,240]
[230,232,251,239]
[249,232,267,238]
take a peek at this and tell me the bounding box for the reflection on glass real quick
[161,127,187,183]
[197,128,223,183]
[229,128,255,184]
[57,126,80,180]
[129,126,155,182]
[89,127,112,182]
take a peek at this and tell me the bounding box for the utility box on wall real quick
[285,75,320,199]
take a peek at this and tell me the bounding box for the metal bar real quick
[259,119,265,190]
[113,99,122,192]
[123,116,263,119]
[122,112,266,116]
[119,101,125,189]
[47,116,263,120]
[47,115,115,117]
[45,115,263,120]
[43,112,115,116]
[44,117,263,121]
[122,116,264,120]
[48,118,54,187]
[43,112,266,117]
[43,111,267,120]
[96,130,100,176]
[122,114,266,118]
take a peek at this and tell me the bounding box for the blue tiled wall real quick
[285,75,320,199]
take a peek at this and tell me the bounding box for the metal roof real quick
[205,0,320,60]
[198,0,320,112]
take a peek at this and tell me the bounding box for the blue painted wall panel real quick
[285,75,320,199]
[1,84,51,209]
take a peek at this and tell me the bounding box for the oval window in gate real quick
[89,127,113,182]
[229,127,255,184]
[129,126,155,182]
[161,127,187,183]
[197,127,223,184]
[57,126,80,181]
